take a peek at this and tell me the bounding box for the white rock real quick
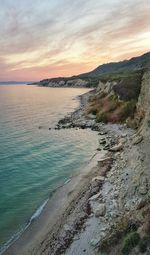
[64,224,71,231]
[94,203,106,217]
[109,142,123,152]
[92,176,105,183]
[132,135,143,145]
[121,133,127,138]
[89,192,101,201]
[98,157,112,162]
[90,237,101,247]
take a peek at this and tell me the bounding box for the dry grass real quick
[87,92,136,124]
[86,71,142,125]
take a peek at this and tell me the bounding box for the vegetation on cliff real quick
[86,70,143,126]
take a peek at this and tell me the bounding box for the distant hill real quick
[77,52,150,78]
[31,51,150,88]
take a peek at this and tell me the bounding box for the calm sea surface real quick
[0,85,98,252]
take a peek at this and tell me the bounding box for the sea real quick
[0,84,98,253]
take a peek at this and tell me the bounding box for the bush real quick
[138,237,148,253]
[86,75,138,124]
[82,77,99,87]
[99,72,125,82]
[113,73,142,101]
[125,221,139,234]
[121,100,136,119]
[96,111,108,123]
[86,102,100,115]
[122,232,140,255]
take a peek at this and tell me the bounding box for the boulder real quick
[132,135,143,145]
[109,142,123,152]
[98,157,112,167]
[92,176,105,183]
[94,203,106,217]
[99,138,106,145]
[103,144,110,150]
[90,237,101,247]
[89,192,101,201]
[98,131,108,135]
[138,177,149,195]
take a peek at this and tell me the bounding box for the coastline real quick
[2,88,99,255]
[2,88,129,255]
[4,150,108,255]
[3,81,150,255]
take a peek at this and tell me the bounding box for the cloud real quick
[0,0,150,81]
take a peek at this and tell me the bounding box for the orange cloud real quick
[0,0,150,81]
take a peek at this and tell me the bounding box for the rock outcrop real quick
[59,69,150,255]
[46,78,88,88]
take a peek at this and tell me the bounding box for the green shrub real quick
[96,111,108,123]
[87,104,99,115]
[121,100,136,119]
[99,72,124,82]
[82,77,99,87]
[122,232,140,255]
[138,237,148,253]
[125,221,139,234]
[113,73,142,101]
[87,74,139,124]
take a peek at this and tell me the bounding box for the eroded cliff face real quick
[57,69,150,255]
[43,69,150,255]
[86,71,142,125]
[136,69,150,136]
[46,78,88,88]
[96,70,150,255]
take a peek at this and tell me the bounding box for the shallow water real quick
[0,85,98,252]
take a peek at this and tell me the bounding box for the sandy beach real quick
[4,149,108,255]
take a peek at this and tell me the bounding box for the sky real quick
[0,0,150,81]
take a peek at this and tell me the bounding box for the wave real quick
[0,199,48,255]
[30,199,48,222]
[0,176,72,255]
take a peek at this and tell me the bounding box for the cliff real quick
[54,68,150,255]
[95,69,150,255]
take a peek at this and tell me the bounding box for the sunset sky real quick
[0,0,150,81]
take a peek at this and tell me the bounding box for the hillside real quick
[77,52,150,78]
[33,52,150,88]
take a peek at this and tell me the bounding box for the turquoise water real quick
[0,85,98,252]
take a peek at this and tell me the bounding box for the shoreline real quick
[3,88,129,255]
[3,150,108,255]
[3,83,149,255]
[2,88,99,255]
